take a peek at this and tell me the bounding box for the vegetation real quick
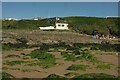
[61,51,77,61]
[64,16,119,37]
[5,54,20,58]
[73,73,117,79]
[42,73,118,80]
[75,50,98,62]
[4,60,25,66]
[26,49,56,68]
[2,67,20,71]
[42,74,68,80]
[22,69,40,72]
[2,43,28,51]
[2,16,119,37]
[73,43,120,52]
[96,63,114,70]
[67,64,88,71]
[90,43,120,52]
[64,72,79,77]
[27,49,55,59]
[61,50,99,63]
[2,72,15,78]
[2,37,29,51]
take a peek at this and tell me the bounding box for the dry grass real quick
[2,30,102,45]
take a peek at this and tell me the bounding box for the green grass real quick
[26,49,55,59]
[64,72,79,77]
[61,50,99,63]
[67,64,88,71]
[4,60,25,66]
[96,63,114,70]
[2,72,15,78]
[73,73,117,78]
[2,43,26,51]
[48,48,59,52]
[26,49,56,68]
[22,69,40,72]
[42,74,67,80]
[2,67,20,70]
[61,51,76,61]
[5,54,20,58]
[38,58,56,68]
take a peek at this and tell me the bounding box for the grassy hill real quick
[2,16,119,37]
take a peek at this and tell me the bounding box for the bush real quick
[67,64,88,71]
[78,51,99,63]
[37,58,56,68]
[64,72,79,77]
[73,73,117,78]
[96,63,114,70]
[90,46,99,50]
[42,74,67,80]
[4,60,25,66]
[26,49,56,68]
[5,55,20,58]
[2,72,15,78]
[61,50,98,62]
[28,49,55,59]
[61,51,76,61]
[2,43,28,51]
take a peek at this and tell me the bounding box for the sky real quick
[2,2,118,19]
[1,0,120,2]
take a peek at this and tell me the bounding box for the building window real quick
[58,24,61,26]
[62,25,64,27]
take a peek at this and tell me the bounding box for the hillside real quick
[2,16,119,37]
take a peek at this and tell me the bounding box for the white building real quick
[33,18,39,20]
[4,18,18,20]
[55,23,69,30]
[39,26,54,30]
[32,17,42,20]
[39,23,69,30]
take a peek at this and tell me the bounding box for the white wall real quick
[55,23,69,30]
[39,23,69,30]
[39,26,55,30]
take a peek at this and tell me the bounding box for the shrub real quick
[64,72,79,77]
[67,64,88,71]
[90,46,99,50]
[2,44,11,50]
[26,49,56,68]
[28,49,55,59]
[61,50,98,62]
[61,51,76,61]
[37,58,56,68]
[5,55,20,58]
[2,43,28,51]
[21,69,40,72]
[96,63,114,70]
[4,60,25,66]
[73,73,117,78]
[78,51,99,63]
[42,74,67,80]
[2,67,20,71]
[2,72,15,78]
[21,78,32,80]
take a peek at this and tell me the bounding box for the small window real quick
[62,25,64,27]
[58,24,61,26]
